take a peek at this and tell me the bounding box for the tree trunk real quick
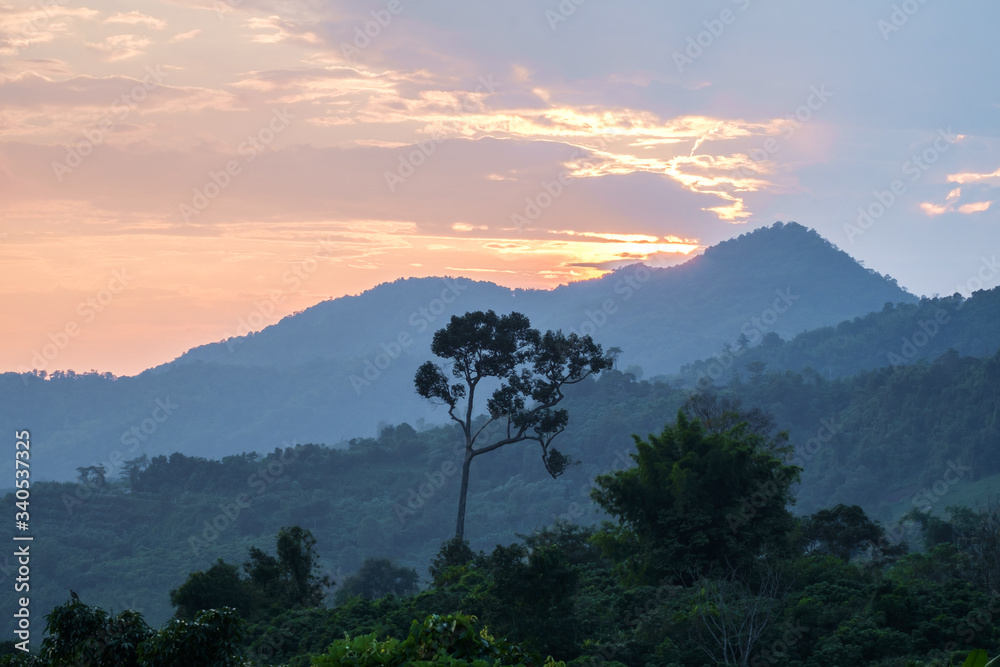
[455,448,474,540]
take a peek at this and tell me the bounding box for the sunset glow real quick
[2,1,997,375]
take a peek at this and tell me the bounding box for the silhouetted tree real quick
[415,310,611,540]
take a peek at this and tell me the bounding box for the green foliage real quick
[13,347,1000,637]
[137,608,247,666]
[800,503,905,564]
[415,310,610,538]
[475,541,580,657]
[679,287,1000,384]
[38,598,152,666]
[275,526,334,608]
[12,597,243,667]
[171,526,332,623]
[170,558,256,620]
[75,465,107,490]
[25,491,1000,667]
[13,340,1000,665]
[312,631,403,666]
[591,411,800,582]
[311,612,565,666]
[336,558,420,603]
[430,538,482,588]
[961,649,1000,667]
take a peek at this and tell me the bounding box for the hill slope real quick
[8,348,1000,638]
[1,222,916,482]
[171,221,914,376]
[675,287,1000,386]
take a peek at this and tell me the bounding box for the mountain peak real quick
[168,222,915,376]
[689,221,909,294]
[704,221,854,263]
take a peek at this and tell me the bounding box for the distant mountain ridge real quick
[1,222,919,481]
[169,222,915,376]
[676,287,1000,386]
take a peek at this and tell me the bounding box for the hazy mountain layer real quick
[1,222,916,482]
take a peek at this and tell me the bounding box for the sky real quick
[1,0,999,376]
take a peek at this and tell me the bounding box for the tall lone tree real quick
[415,310,611,540]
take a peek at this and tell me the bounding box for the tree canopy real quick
[591,411,800,582]
[415,310,610,539]
[170,526,332,623]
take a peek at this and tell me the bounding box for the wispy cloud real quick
[85,34,152,61]
[0,6,99,55]
[922,166,1000,216]
[168,29,201,43]
[948,167,1000,185]
[105,11,166,30]
[247,15,321,45]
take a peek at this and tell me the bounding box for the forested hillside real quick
[677,287,1000,384]
[4,225,997,665]
[9,416,1000,666]
[6,347,1000,647]
[0,223,920,483]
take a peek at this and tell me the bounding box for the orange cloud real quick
[947,167,1000,184]
[959,201,992,214]
[920,185,993,217]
